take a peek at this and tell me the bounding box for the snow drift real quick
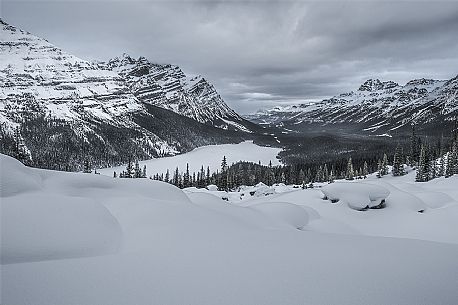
[2,153,458,305]
[322,182,390,210]
[1,154,122,264]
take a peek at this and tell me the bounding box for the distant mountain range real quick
[247,76,458,136]
[0,19,262,169]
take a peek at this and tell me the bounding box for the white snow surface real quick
[2,153,458,305]
[99,141,282,177]
[322,182,390,210]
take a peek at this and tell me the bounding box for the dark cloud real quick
[2,0,458,113]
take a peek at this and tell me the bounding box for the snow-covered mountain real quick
[0,19,257,169]
[0,19,142,128]
[105,54,247,129]
[249,77,458,135]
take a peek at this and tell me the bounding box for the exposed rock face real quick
[106,54,243,127]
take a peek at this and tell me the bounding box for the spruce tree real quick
[142,165,147,178]
[376,159,382,178]
[446,140,458,177]
[316,166,323,182]
[346,157,354,180]
[266,160,273,186]
[328,170,335,183]
[220,156,228,191]
[126,158,134,178]
[362,161,369,178]
[323,164,329,182]
[438,151,445,177]
[298,169,305,185]
[83,159,92,173]
[134,160,141,178]
[165,169,170,183]
[183,163,190,188]
[206,166,211,186]
[173,167,179,186]
[416,145,427,182]
[12,127,28,164]
[381,153,389,176]
[199,166,205,188]
[392,146,405,176]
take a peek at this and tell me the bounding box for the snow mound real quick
[414,192,455,209]
[252,182,276,197]
[206,184,218,191]
[251,202,309,229]
[0,155,122,264]
[1,193,122,264]
[0,154,42,197]
[322,183,390,211]
[186,191,228,208]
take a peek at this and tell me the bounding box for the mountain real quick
[248,76,458,136]
[105,54,253,132]
[0,19,262,170]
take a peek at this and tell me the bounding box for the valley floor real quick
[1,150,458,305]
[98,141,283,178]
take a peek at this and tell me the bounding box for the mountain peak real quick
[358,79,383,91]
[358,79,399,91]
[405,78,438,87]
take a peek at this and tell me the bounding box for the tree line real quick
[111,126,458,191]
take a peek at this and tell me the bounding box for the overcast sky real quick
[2,0,458,113]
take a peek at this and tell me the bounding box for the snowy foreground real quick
[2,154,458,305]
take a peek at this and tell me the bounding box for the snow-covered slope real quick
[106,54,248,130]
[0,19,257,170]
[249,77,458,135]
[2,154,458,305]
[0,19,142,128]
[187,165,458,244]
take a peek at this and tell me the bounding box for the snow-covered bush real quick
[206,184,218,191]
[322,182,390,211]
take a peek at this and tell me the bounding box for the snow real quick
[322,182,390,210]
[2,154,458,305]
[250,202,310,229]
[221,118,253,133]
[99,141,282,177]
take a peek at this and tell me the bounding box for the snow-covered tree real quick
[164,169,170,183]
[362,161,369,178]
[83,159,92,173]
[298,169,305,185]
[346,157,354,180]
[328,170,335,183]
[381,153,389,176]
[446,141,458,177]
[392,146,405,177]
[323,164,329,182]
[438,152,446,177]
[416,145,428,182]
[133,160,141,178]
[142,165,147,178]
[125,158,134,178]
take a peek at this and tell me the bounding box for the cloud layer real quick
[3,0,458,113]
